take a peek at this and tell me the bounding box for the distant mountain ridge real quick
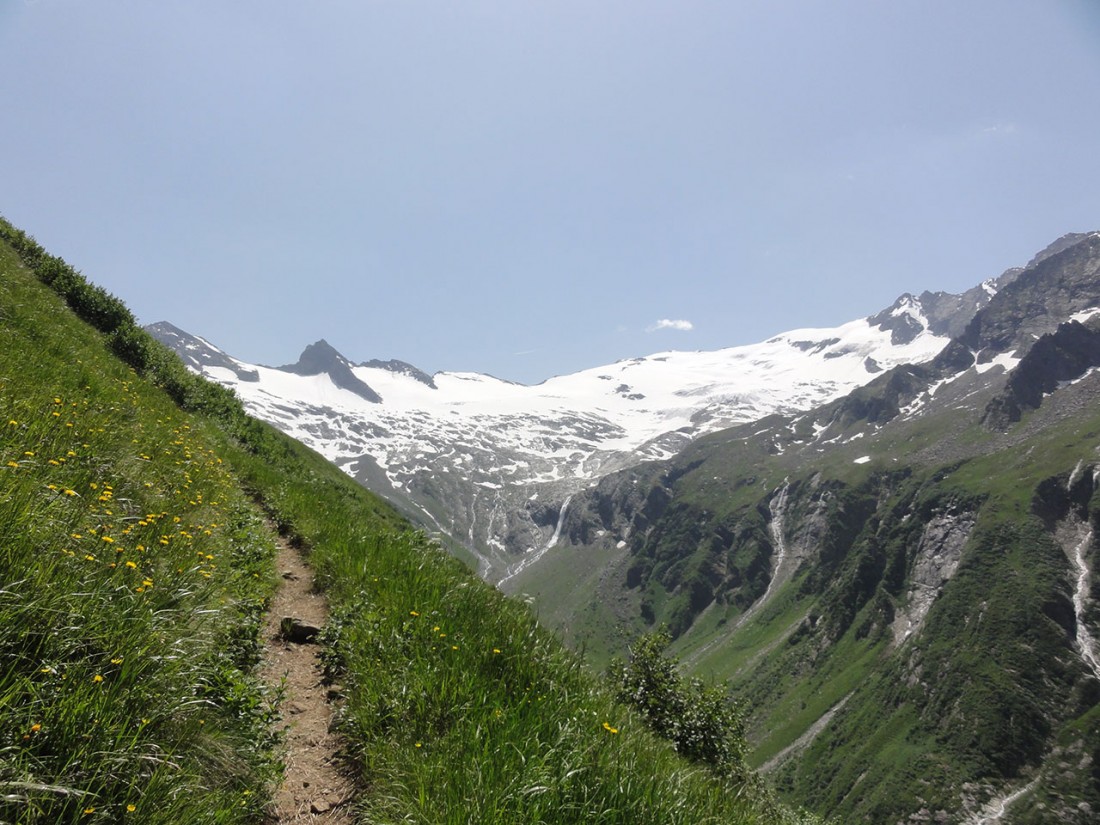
[148,251,1016,579]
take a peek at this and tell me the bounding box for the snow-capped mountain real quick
[149,270,1015,581]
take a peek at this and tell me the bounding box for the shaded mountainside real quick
[506,232,1100,822]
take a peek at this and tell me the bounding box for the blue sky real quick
[2,1,1099,384]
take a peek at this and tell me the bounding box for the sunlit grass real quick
[0,242,278,824]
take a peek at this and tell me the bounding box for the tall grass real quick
[0,244,278,823]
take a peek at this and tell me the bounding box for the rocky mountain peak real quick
[280,340,383,404]
[867,293,928,345]
[281,339,347,375]
[1025,231,1098,269]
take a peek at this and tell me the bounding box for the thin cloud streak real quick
[647,319,694,333]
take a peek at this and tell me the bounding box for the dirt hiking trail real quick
[260,536,355,824]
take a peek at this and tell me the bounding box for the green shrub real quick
[611,629,748,777]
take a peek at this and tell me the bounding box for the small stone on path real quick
[280,616,321,643]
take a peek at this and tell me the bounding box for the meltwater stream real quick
[498,495,572,588]
[1071,528,1100,681]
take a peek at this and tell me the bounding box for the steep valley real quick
[153,231,1100,822]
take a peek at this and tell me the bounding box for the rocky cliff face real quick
[983,317,1100,428]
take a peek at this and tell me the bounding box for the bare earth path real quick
[259,536,355,824]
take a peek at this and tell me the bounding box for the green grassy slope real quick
[0,233,280,822]
[0,219,818,824]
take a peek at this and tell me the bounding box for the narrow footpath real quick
[259,536,355,824]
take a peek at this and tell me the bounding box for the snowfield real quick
[151,299,952,580]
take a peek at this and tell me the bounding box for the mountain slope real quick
[514,231,1100,822]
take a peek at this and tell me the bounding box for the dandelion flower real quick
[93,675,104,683]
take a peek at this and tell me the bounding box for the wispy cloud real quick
[647,319,694,332]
